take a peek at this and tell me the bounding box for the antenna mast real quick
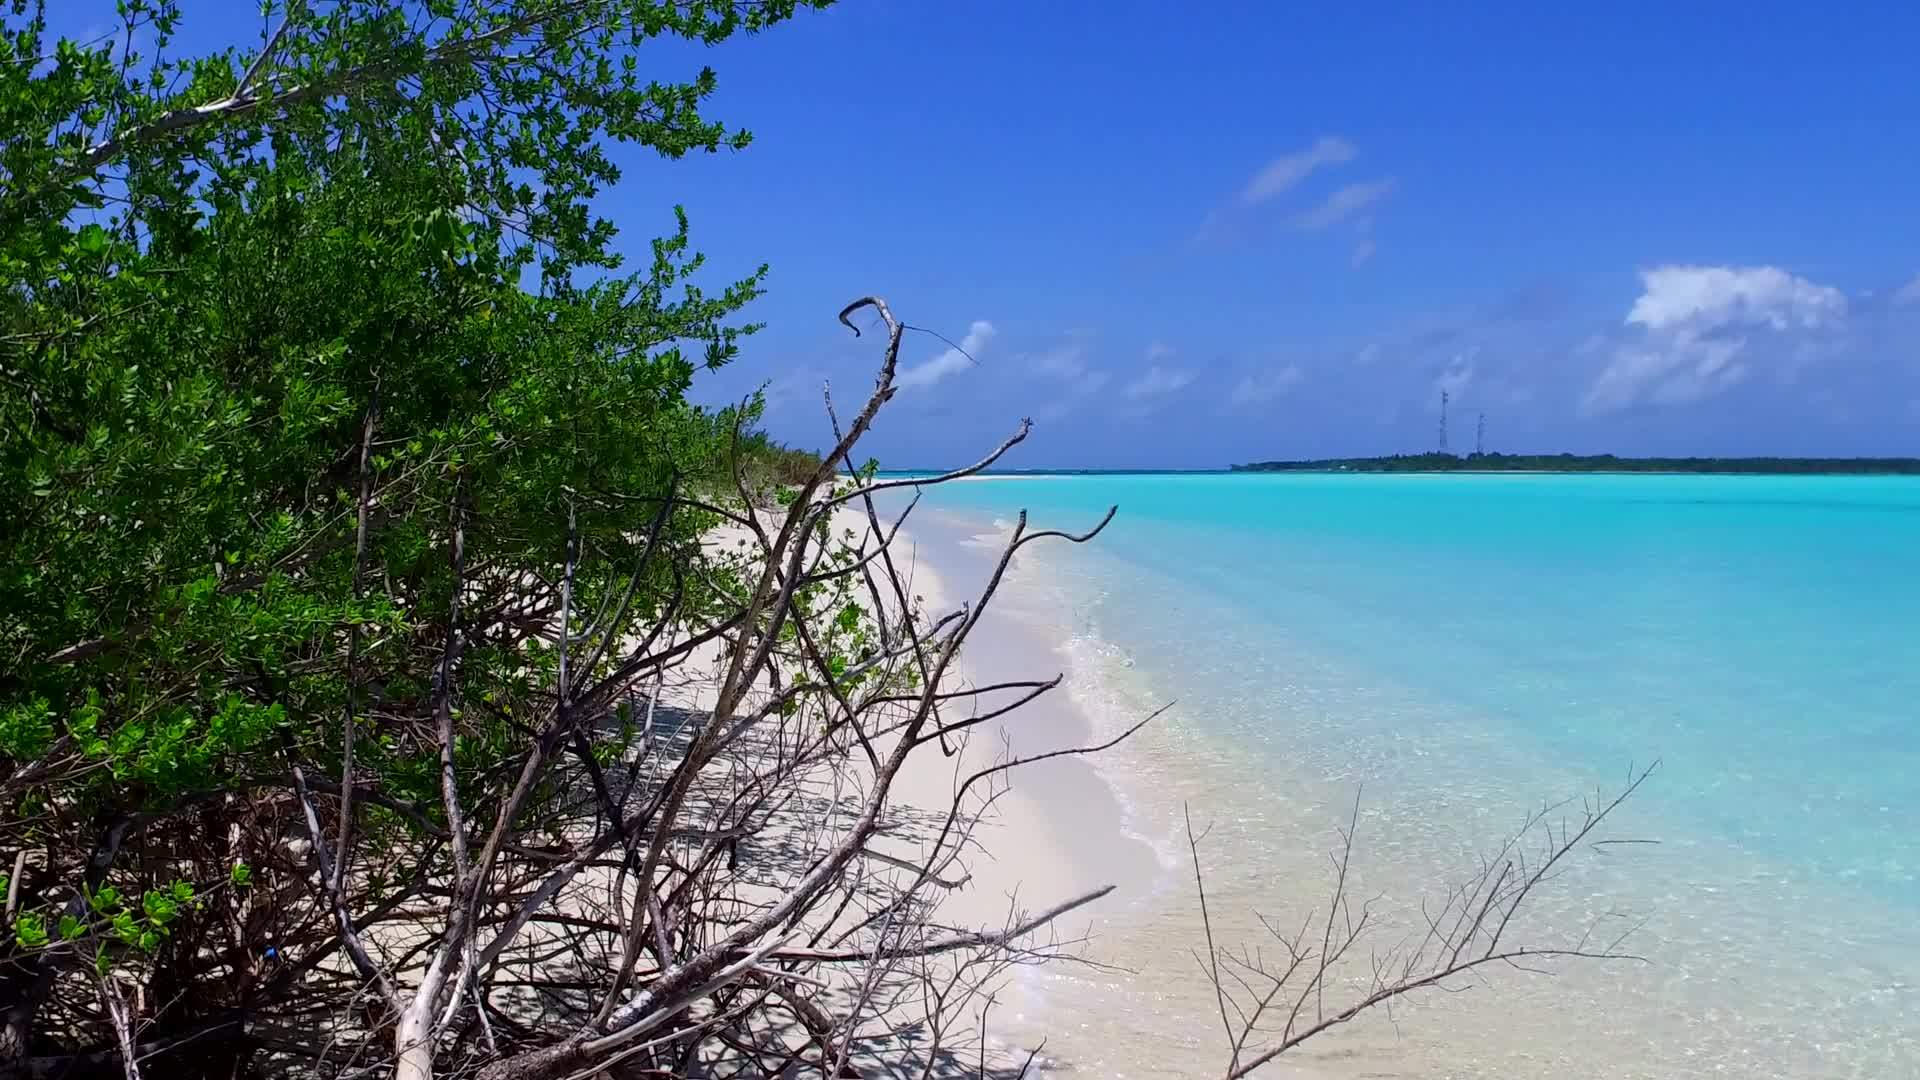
[1476,411,1485,456]
[1438,390,1449,455]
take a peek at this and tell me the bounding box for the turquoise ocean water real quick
[898,473,1919,1078]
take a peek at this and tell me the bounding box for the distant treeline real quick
[877,468,1206,477]
[726,429,826,489]
[1232,452,1920,475]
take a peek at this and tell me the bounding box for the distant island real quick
[1232,453,1920,475]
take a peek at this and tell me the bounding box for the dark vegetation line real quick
[881,455,1920,477]
[727,427,827,490]
[1232,452,1920,475]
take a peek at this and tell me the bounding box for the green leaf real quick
[74,224,110,257]
[14,916,48,949]
[0,0,818,1036]
[142,891,178,923]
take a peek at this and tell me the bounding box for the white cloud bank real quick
[895,320,996,390]
[1582,266,1846,413]
[1623,265,1844,333]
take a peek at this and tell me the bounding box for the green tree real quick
[0,1,825,1073]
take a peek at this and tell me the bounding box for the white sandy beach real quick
[847,507,1199,1075]
[643,505,1167,1074]
[871,514,1166,1062]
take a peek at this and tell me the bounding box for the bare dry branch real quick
[1191,762,1661,1078]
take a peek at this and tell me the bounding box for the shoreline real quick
[876,509,1168,1068]
[673,506,1160,1074]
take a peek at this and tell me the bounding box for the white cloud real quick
[896,320,996,390]
[1207,139,1397,258]
[1030,339,1090,378]
[1294,179,1397,231]
[1583,266,1846,414]
[760,365,826,411]
[1123,365,1194,400]
[1588,341,1746,411]
[1625,265,1844,333]
[1350,216,1378,267]
[1230,364,1304,406]
[1034,368,1110,421]
[1435,351,1476,398]
[1145,341,1176,363]
[1027,334,1109,418]
[1239,136,1356,206]
[1353,343,1381,365]
[1895,273,1920,306]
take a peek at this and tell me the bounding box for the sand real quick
[667,505,1163,1072]
[845,510,1164,1068]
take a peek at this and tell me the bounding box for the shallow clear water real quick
[902,474,1920,1078]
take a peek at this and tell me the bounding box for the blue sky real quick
[643,1,1920,467]
[59,2,1920,468]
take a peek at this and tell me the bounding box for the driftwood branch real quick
[1192,762,1661,1077]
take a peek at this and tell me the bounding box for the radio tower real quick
[1438,390,1449,454]
[1476,411,1486,456]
